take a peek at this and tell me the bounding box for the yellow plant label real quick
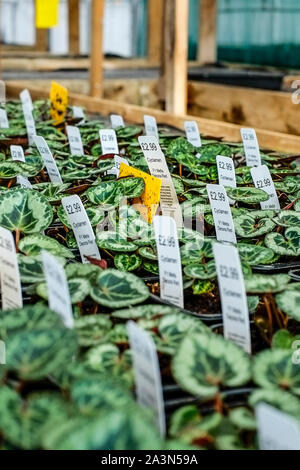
[119,163,162,223]
[36,0,59,29]
[50,82,68,125]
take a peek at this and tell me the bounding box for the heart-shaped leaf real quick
[237,243,275,265]
[172,333,251,399]
[5,328,78,380]
[265,227,300,256]
[90,269,149,308]
[249,389,300,420]
[253,349,300,396]
[273,211,300,228]
[226,187,270,204]
[112,303,180,320]
[138,246,158,261]
[18,234,75,258]
[234,214,275,238]
[33,182,71,202]
[85,343,133,388]
[184,260,216,280]
[74,316,112,346]
[275,289,300,321]
[114,253,142,272]
[0,189,53,234]
[96,231,138,252]
[245,274,290,293]
[118,177,145,198]
[36,277,90,304]
[86,181,122,209]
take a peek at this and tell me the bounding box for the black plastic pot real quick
[253,261,300,274]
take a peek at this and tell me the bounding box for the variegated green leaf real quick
[237,243,275,265]
[0,189,53,234]
[184,260,216,280]
[37,277,90,304]
[275,289,300,321]
[18,234,75,258]
[249,389,300,420]
[114,253,142,272]
[226,186,270,204]
[96,231,138,252]
[5,328,78,380]
[265,227,300,256]
[234,214,275,238]
[245,274,290,293]
[112,303,180,320]
[74,315,112,346]
[273,211,300,228]
[90,269,149,308]
[172,333,251,399]
[253,349,300,396]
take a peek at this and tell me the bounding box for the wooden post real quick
[147,0,163,65]
[163,0,189,115]
[89,0,104,98]
[35,29,48,52]
[198,0,218,64]
[68,0,80,56]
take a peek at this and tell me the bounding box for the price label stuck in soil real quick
[0,108,9,129]
[139,136,183,227]
[144,115,159,140]
[62,195,101,264]
[110,114,125,129]
[256,403,300,450]
[128,321,166,437]
[207,184,237,244]
[250,165,280,210]
[154,215,184,308]
[10,145,25,162]
[20,89,33,111]
[22,103,36,146]
[216,155,236,205]
[34,135,62,183]
[66,126,84,156]
[241,128,261,167]
[213,242,251,353]
[42,250,74,328]
[184,120,202,148]
[99,129,119,155]
[0,226,23,311]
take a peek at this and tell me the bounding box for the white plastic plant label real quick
[216,155,236,205]
[17,175,32,189]
[42,250,74,328]
[127,321,166,437]
[213,242,251,353]
[99,129,119,155]
[20,89,33,111]
[62,195,101,264]
[22,104,36,146]
[184,121,201,148]
[66,126,84,156]
[0,226,23,310]
[0,108,9,129]
[110,114,125,129]
[34,135,62,183]
[73,106,85,119]
[153,215,184,308]
[241,128,261,167]
[207,184,237,244]
[10,145,25,162]
[144,115,159,140]
[256,403,300,450]
[0,81,6,105]
[250,165,280,211]
[114,155,128,178]
[139,136,183,227]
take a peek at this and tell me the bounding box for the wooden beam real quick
[7,81,300,154]
[163,0,189,115]
[89,0,104,98]
[147,0,163,65]
[188,81,300,136]
[68,0,80,56]
[198,0,217,64]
